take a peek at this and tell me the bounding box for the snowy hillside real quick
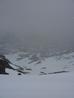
[0,51,74,98]
[5,51,74,75]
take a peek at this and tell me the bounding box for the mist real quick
[0,0,74,54]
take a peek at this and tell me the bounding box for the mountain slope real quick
[6,51,74,75]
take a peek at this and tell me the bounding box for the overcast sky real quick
[0,0,74,52]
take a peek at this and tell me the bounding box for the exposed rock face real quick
[0,55,14,74]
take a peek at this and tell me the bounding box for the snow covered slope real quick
[0,51,74,98]
[0,72,74,98]
[5,51,74,75]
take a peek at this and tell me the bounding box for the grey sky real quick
[0,0,72,32]
[0,0,74,52]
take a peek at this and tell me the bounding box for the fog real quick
[0,0,74,54]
